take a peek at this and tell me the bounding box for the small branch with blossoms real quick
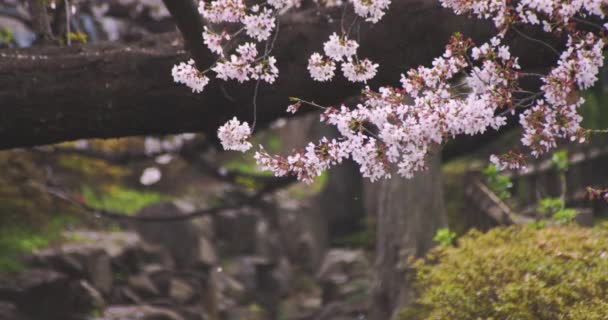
[587,187,608,203]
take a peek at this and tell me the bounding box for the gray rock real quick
[277,199,328,272]
[111,286,143,305]
[34,230,143,296]
[128,274,160,298]
[98,305,184,320]
[177,306,207,320]
[133,203,204,269]
[76,280,106,312]
[169,278,195,305]
[0,301,31,320]
[143,264,172,296]
[317,301,367,320]
[139,243,176,270]
[273,257,293,297]
[0,268,71,320]
[197,237,218,266]
[317,249,371,305]
[254,219,282,263]
[215,209,258,255]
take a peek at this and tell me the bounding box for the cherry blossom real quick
[267,0,302,9]
[341,58,379,82]
[198,0,246,23]
[323,33,359,61]
[251,57,279,83]
[242,8,276,41]
[217,117,253,152]
[203,27,228,56]
[308,53,337,81]
[352,0,391,23]
[171,59,209,93]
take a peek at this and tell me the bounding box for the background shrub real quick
[403,224,608,320]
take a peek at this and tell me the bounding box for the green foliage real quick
[432,228,456,246]
[538,197,578,224]
[67,32,88,44]
[81,185,168,215]
[482,164,513,200]
[286,171,328,200]
[528,219,547,229]
[538,197,564,215]
[0,28,14,46]
[551,150,569,172]
[580,84,608,130]
[552,208,578,224]
[403,225,608,320]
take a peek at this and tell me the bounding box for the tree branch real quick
[0,0,557,150]
[34,139,295,188]
[34,175,293,221]
[161,0,213,69]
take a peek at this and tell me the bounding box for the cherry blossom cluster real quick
[211,42,278,83]
[217,117,253,152]
[519,33,604,157]
[255,34,523,182]
[352,0,392,23]
[441,0,607,32]
[200,0,608,183]
[587,187,608,202]
[171,59,209,93]
[438,0,606,171]
[172,0,286,93]
[308,33,378,82]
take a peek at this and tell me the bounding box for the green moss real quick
[0,214,78,272]
[58,155,130,179]
[81,185,168,215]
[403,224,608,320]
[283,172,328,200]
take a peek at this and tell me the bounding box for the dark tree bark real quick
[0,0,499,150]
[27,0,54,43]
[370,152,447,320]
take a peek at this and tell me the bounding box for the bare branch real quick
[161,0,213,69]
[34,175,293,222]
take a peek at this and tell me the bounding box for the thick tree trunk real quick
[0,0,498,150]
[370,152,447,320]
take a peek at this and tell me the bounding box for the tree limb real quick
[33,175,293,221]
[0,0,557,150]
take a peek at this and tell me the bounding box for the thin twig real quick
[64,0,71,46]
[34,173,294,222]
[512,27,559,56]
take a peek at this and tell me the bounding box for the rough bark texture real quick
[370,153,447,320]
[0,0,499,149]
[27,0,54,43]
